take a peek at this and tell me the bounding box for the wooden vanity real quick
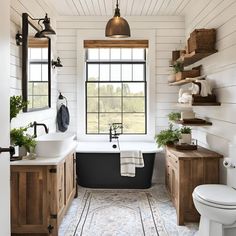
[10,145,77,236]
[165,145,223,225]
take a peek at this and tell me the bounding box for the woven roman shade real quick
[28,37,48,48]
[84,40,148,48]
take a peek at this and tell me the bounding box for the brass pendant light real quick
[105,0,130,38]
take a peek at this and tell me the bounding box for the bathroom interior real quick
[0,0,236,235]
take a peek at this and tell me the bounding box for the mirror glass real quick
[22,15,51,112]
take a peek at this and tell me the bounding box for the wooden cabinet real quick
[11,151,76,236]
[165,146,222,225]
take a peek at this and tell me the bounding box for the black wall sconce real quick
[15,13,56,45]
[15,31,23,46]
[34,13,56,38]
[52,57,63,68]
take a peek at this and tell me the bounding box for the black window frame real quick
[85,48,147,135]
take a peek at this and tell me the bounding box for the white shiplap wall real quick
[10,0,58,135]
[184,0,236,183]
[56,16,185,135]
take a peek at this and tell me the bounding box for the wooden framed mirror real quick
[22,13,51,112]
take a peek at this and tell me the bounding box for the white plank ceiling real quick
[18,0,192,17]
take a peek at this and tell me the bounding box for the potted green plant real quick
[180,127,192,144]
[168,112,181,122]
[10,95,28,121]
[10,124,36,157]
[155,124,181,148]
[172,61,184,74]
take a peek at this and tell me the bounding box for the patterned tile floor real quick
[59,184,198,236]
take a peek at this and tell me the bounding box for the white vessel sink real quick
[35,132,76,157]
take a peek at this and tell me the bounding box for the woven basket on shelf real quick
[188,28,216,53]
[175,65,201,81]
[175,70,200,81]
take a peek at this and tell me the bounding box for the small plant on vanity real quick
[10,123,36,157]
[179,127,192,144]
[155,124,181,148]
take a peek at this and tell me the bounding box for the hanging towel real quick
[120,150,144,177]
[57,104,70,132]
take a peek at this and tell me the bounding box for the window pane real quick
[121,49,131,60]
[99,83,121,96]
[100,98,121,112]
[123,98,145,112]
[30,48,41,60]
[32,96,48,109]
[28,96,33,109]
[111,64,121,81]
[123,83,145,96]
[28,83,33,96]
[87,113,98,133]
[88,49,99,60]
[122,64,132,81]
[32,83,48,96]
[87,97,98,112]
[99,113,122,133]
[87,83,98,96]
[42,48,48,60]
[42,64,48,81]
[133,64,144,81]
[29,64,41,81]
[100,49,109,60]
[123,113,145,133]
[111,48,120,60]
[88,64,99,81]
[100,64,110,81]
[133,49,144,60]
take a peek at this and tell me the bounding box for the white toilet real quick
[192,142,236,236]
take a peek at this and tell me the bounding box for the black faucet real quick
[31,121,49,138]
[109,123,123,142]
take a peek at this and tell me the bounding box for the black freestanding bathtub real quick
[76,142,157,189]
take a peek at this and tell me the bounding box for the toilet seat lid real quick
[194,184,236,206]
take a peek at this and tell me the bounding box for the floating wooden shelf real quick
[169,76,205,86]
[192,102,221,106]
[176,102,221,108]
[178,50,217,66]
[175,119,212,126]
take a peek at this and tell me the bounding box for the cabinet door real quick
[65,152,76,204]
[11,166,49,234]
[57,162,65,213]
[171,167,178,208]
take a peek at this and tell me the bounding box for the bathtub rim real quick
[76,141,161,154]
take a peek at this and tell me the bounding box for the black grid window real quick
[86,48,147,134]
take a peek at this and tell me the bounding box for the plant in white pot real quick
[10,124,36,157]
[180,127,192,144]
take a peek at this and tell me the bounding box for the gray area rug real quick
[61,189,168,236]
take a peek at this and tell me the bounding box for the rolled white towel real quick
[197,80,212,97]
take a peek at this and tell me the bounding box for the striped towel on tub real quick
[120,150,144,177]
